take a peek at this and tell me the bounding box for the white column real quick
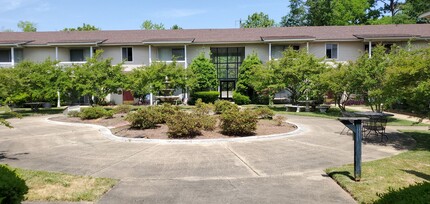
[148,45,152,65]
[57,91,61,107]
[90,46,93,58]
[268,43,272,61]
[55,47,59,61]
[184,44,188,68]
[368,41,372,58]
[150,93,153,106]
[10,47,15,66]
[306,42,309,53]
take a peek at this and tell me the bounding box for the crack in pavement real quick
[225,145,263,177]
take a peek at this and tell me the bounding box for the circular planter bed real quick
[50,113,297,140]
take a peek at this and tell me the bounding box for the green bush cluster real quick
[273,115,286,126]
[154,103,179,123]
[190,91,219,104]
[233,92,251,105]
[195,99,214,115]
[220,109,258,136]
[113,104,133,114]
[166,111,202,138]
[67,110,80,117]
[214,100,239,114]
[125,107,162,129]
[0,164,28,204]
[79,106,113,120]
[254,107,274,119]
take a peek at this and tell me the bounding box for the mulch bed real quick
[50,114,297,140]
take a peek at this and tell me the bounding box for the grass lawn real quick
[326,130,430,204]
[0,107,66,119]
[4,165,118,202]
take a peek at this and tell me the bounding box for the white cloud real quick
[0,0,24,12]
[155,8,206,18]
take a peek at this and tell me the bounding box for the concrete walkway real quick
[0,115,414,204]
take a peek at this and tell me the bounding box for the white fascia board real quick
[142,41,193,45]
[262,38,316,42]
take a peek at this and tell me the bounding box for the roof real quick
[0,24,429,46]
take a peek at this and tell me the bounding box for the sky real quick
[0,0,289,31]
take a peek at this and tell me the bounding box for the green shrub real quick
[125,107,162,129]
[195,99,214,115]
[79,106,111,120]
[0,164,28,204]
[191,91,219,104]
[233,92,251,105]
[166,111,201,138]
[375,182,430,204]
[214,100,239,114]
[67,110,80,117]
[113,104,133,114]
[196,114,217,131]
[254,106,275,119]
[154,103,179,123]
[220,109,258,136]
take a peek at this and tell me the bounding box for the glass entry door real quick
[220,81,235,99]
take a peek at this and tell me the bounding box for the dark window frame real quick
[122,47,133,62]
[0,49,11,62]
[210,47,245,80]
[70,49,85,62]
[326,44,338,59]
[171,48,185,61]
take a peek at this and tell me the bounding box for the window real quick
[365,43,393,54]
[210,47,245,80]
[158,47,185,61]
[0,49,11,62]
[271,45,300,59]
[326,44,338,59]
[70,49,84,61]
[172,48,185,60]
[122,47,133,62]
[0,49,23,63]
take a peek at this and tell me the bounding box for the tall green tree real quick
[170,24,183,30]
[188,53,217,92]
[141,20,165,30]
[65,50,125,105]
[306,0,371,25]
[281,0,308,26]
[241,12,275,28]
[17,21,37,32]
[236,52,262,102]
[63,23,100,31]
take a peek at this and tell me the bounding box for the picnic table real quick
[354,111,394,141]
[24,102,45,111]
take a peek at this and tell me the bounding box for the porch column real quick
[306,42,309,53]
[184,44,188,68]
[150,93,153,106]
[10,47,15,66]
[148,45,152,65]
[368,41,372,58]
[55,47,59,61]
[57,91,61,107]
[268,43,272,61]
[90,46,93,58]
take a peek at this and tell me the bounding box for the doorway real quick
[220,81,235,99]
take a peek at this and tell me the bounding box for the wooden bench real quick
[285,104,306,112]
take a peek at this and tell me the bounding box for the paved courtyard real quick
[0,115,414,203]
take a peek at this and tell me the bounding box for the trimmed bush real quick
[195,99,214,115]
[0,164,28,204]
[273,115,287,126]
[220,109,258,136]
[125,107,162,129]
[154,103,179,123]
[79,106,112,120]
[67,110,80,117]
[166,111,201,138]
[214,100,239,114]
[113,104,133,114]
[233,92,251,105]
[191,91,219,104]
[254,107,274,119]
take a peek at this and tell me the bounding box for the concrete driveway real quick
[0,115,411,203]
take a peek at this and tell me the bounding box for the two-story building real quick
[1,24,429,104]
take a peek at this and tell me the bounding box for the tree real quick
[306,0,371,25]
[236,52,262,102]
[63,23,100,31]
[241,12,275,28]
[170,24,183,30]
[17,21,37,32]
[187,53,217,92]
[141,20,165,30]
[379,0,402,17]
[65,50,125,105]
[126,62,188,100]
[281,0,308,26]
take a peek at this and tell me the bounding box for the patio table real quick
[354,111,394,141]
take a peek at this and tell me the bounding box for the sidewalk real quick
[347,106,430,125]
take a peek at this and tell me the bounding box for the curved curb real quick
[45,117,306,144]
